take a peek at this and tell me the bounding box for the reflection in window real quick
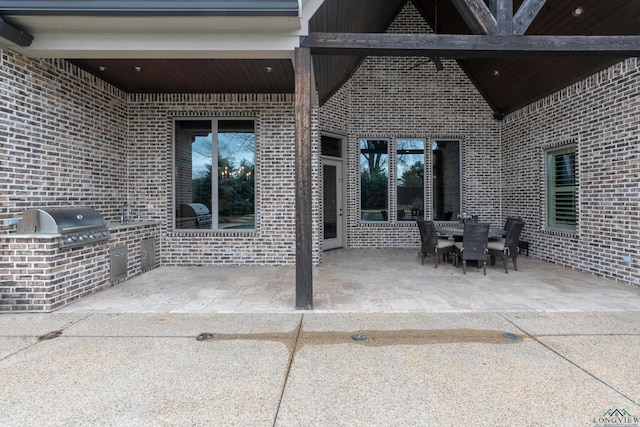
[546,145,576,231]
[360,139,388,221]
[174,118,255,230]
[396,139,425,221]
[432,140,461,221]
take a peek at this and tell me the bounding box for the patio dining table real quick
[435,225,506,239]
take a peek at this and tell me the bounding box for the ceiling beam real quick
[453,0,546,36]
[513,0,546,35]
[0,16,32,45]
[494,0,513,36]
[451,0,496,35]
[301,33,640,57]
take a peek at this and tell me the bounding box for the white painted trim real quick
[12,31,301,59]
[1,14,307,58]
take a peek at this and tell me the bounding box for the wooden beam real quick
[456,0,546,36]
[0,17,33,46]
[513,0,546,35]
[294,47,313,310]
[301,33,640,57]
[451,0,497,35]
[495,0,513,36]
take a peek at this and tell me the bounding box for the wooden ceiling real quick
[68,0,640,114]
[70,58,295,94]
[411,0,640,113]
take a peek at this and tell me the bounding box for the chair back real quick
[461,222,490,261]
[503,216,522,233]
[416,219,438,253]
[504,220,525,255]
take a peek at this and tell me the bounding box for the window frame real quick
[396,138,426,221]
[545,144,577,232]
[431,139,462,222]
[172,117,256,232]
[359,137,463,224]
[359,138,390,222]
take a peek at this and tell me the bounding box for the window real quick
[174,118,255,231]
[546,145,577,231]
[432,140,461,221]
[360,138,461,223]
[396,139,425,221]
[360,139,388,221]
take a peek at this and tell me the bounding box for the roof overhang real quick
[0,0,304,57]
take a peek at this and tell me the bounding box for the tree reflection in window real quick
[360,139,388,221]
[174,119,255,230]
[397,139,425,221]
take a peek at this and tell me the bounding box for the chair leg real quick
[513,256,518,271]
[434,253,439,268]
[482,260,487,275]
[501,258,508,274]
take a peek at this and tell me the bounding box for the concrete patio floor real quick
[58,248,640,314]
[4,250,640,426]
[2,311,640,426]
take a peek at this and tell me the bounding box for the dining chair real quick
[488,220,525,273]
[454,222,490,274]
[502,216,522,235]
[415,219,455,268]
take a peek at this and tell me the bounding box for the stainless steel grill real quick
[178,203,212,228]
[17,207,110,248]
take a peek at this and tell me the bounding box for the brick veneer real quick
[502,58,640,286]
[126,94,319,266]
[0,224,161,312]
[0,50,128,228]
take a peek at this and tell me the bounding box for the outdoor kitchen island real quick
[0,220,162,312]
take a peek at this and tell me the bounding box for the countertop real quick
[107,220,162,231]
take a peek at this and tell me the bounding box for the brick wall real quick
[127,94,302,266]
[0,50,128,229]
[1,48,310,270]
[502,58,640,286]
[319,2,501,249]
[0,223,161,312]
[0,235,110,312]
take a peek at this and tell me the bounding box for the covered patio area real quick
[59,249,640,314]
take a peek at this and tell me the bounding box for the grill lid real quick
[179,203,210,217]
[17,207,110,248]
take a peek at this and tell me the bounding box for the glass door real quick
[323,158,343,250]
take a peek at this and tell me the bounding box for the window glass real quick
[396,139,425,221]
[547,145,576,231]
[432,140,461,221]
[360,139,389,221]
[321,135,342,157]
[174,119,255,231]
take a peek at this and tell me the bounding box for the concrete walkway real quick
[2,311,640,426]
